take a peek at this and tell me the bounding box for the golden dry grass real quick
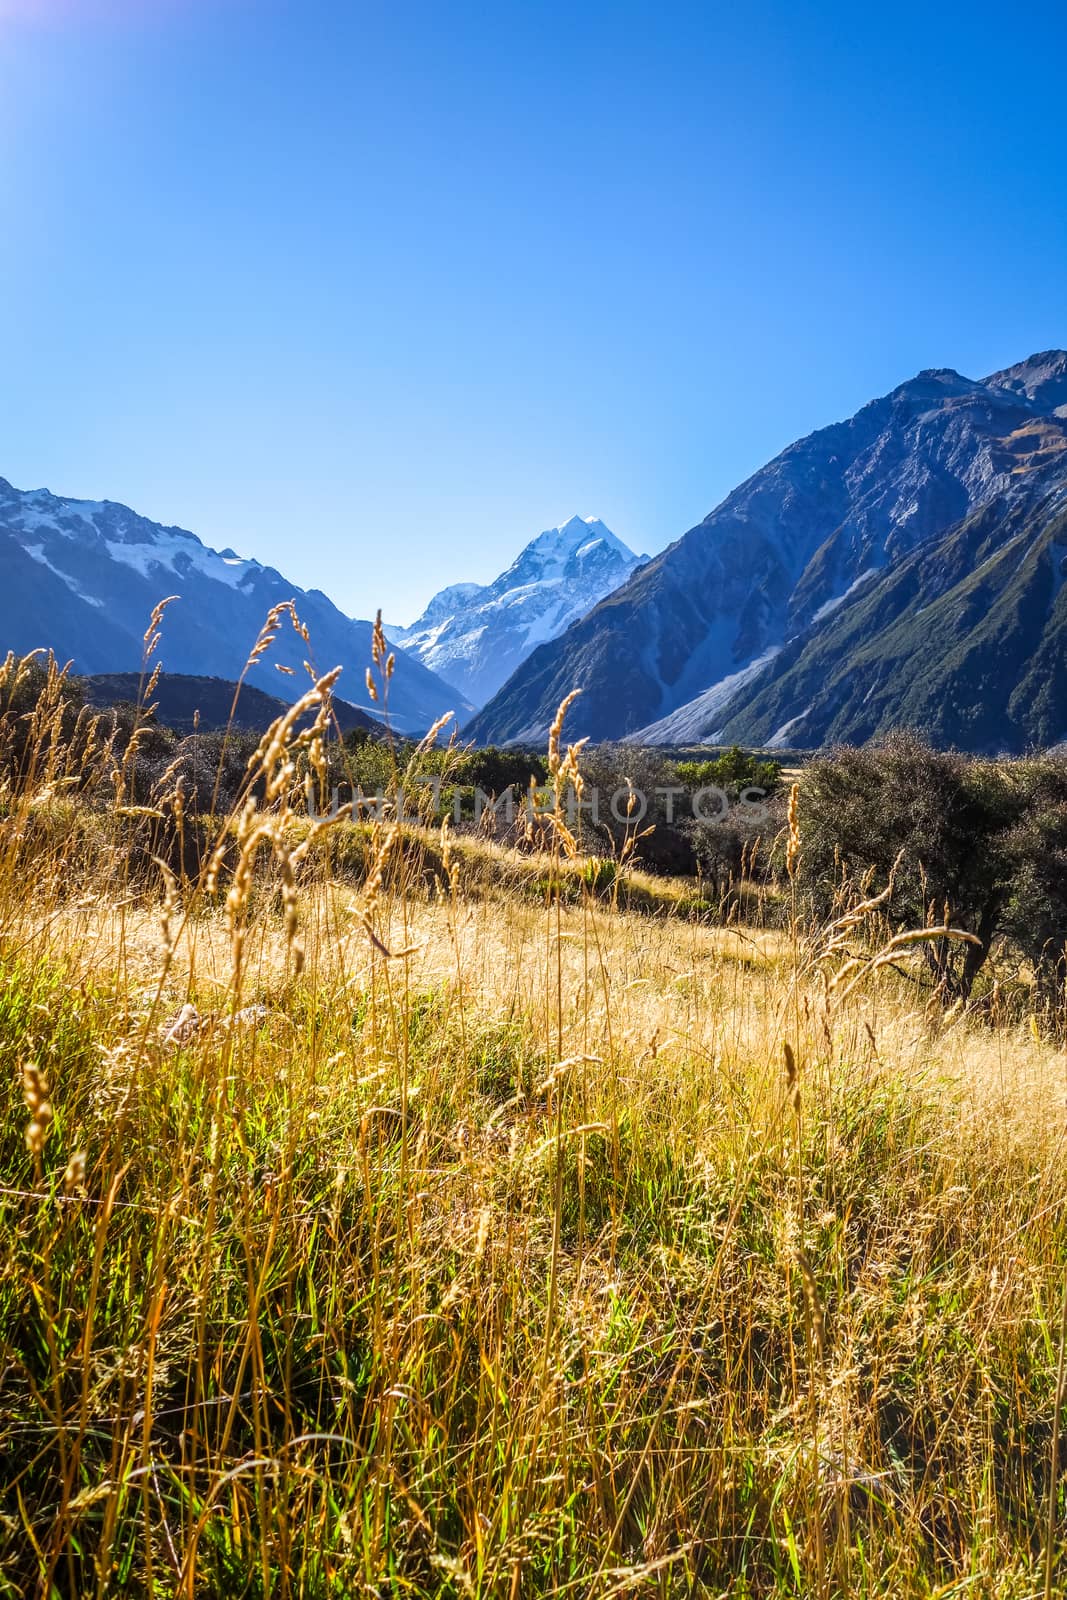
[1,648,1067,1598]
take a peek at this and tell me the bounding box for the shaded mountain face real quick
[466,351,1067,752]
[710,483,1067,752]
[81,672,380,736]
[387,516,645,707]
[0,481,473,734]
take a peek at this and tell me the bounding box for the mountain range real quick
[0,480,472,734]
[387,515,645,706]
[6,348,1067,756]
[468,350,1067,753]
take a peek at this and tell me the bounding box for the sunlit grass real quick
[1,647,1066,1597]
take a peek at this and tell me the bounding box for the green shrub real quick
[675,745,781,797]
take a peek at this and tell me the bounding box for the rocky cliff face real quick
[467,352,1067,752]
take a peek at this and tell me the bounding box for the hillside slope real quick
[82,672,381,736]
[709,483,1067,752]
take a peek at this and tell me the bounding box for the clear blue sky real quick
[1,0,1064,623]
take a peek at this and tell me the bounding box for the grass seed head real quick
[62,1150,87,1194]
[786,782,800,878]
[23,1063,53,1155]
[547,690,581,777]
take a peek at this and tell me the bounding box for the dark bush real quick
[799,733,1067,1005]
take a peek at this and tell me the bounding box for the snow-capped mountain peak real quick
[387,515,647,708]
[497,515,633,588]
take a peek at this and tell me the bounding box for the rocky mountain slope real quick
[708,479,1067,751]
[0,480,472,734]
[467,351,1067,752]
[387,515,644,706]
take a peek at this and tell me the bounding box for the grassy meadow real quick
[2,635,1067,1597]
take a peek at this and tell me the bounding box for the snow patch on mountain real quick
[104,533,258,590]
[811,567,880,623]
[23,543,105,608]
[766,708,812,748]
[627,648,782,745]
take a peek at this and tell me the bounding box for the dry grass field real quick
[2,640,1067,1597]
